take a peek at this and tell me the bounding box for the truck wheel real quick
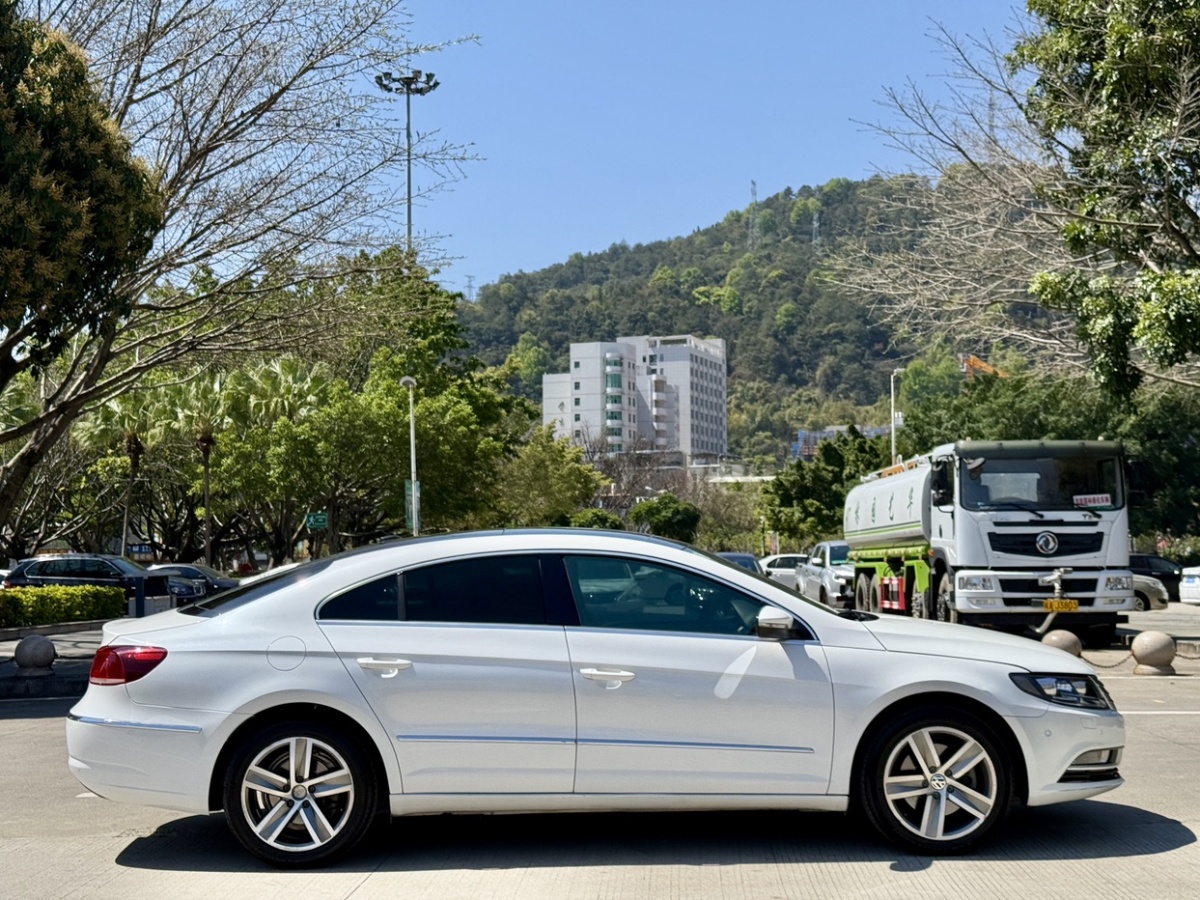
[911,589,929,619]
[857,707,1012,854]
[936,574,959,624]
[855,575,872,611]
[869,575,883,613]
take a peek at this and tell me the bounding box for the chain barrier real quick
[1081,650,1133,668]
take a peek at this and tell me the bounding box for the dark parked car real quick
[149,563,239,597]
[2,553,202,614]
[1129,553,1184,602]
[716,552,762,574]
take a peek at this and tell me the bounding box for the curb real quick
[0,619,109,642]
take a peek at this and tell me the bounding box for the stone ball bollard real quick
[1131,630,1176,676]
[14,635,57,677]
[1042,629,1082,657]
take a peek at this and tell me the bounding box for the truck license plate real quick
[1043,599,1079,612]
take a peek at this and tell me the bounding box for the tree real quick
[492,425,609,527]
[838,6,1200,397]
[1015,1,1200,395]
[762,429,889,547]
[570,508,624,530]
[0,1,476,534]
[628,493,702,544]
[1,1,162,374]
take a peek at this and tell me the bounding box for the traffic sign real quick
[306,512,328,531]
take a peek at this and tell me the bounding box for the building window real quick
[574,398,580,406]
[605,374,622,389]
[607,411,622,421]
[607,427,622,437]
[574,414,580,422]
[573,361,580,368]
[574,381,580,390]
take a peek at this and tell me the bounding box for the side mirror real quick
[756,606,795,640]
[932,488,949,506]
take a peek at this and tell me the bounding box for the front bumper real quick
[952,568,1135,616]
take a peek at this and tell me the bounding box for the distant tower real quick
[812,210,820,245]
[465,275,475,301]
[748,180,760,251]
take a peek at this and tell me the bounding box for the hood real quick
[855,614,1093,673]
[831,563,854,579]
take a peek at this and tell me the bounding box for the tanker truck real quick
[843,439,1135,647]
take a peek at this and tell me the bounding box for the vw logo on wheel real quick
[1035,532,1059,555]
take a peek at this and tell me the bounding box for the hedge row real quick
[0,586,126,628]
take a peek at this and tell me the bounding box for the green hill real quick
[457,175,925,464]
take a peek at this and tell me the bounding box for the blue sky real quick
[400,1,1027,297]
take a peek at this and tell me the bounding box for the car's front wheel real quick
[858,707,1012,854]
[223,720,378,867]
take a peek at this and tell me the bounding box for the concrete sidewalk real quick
[3,608,1200,700]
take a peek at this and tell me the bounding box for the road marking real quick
[1120,710,1200,715]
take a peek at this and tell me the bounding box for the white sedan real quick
[759,553,808,590]
[67,529,1125,867]
[1182,566,1200,604]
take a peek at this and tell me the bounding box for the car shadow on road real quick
[115,801,1194,873]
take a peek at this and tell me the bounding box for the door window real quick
[319,574,401,621]
[403,555,547,624]
[564,556,765,636]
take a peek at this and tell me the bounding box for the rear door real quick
[318,553,577,794]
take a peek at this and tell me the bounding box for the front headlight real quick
[958,575,995,592]
[1105,575,1132,592]
[1010,673,1116,710]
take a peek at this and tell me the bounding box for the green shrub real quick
[0,586,126,628]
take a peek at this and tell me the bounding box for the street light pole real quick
[375,69,440,252]
[400,376,419,536]
[890,367,906,464]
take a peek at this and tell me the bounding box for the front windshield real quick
[829,544,850,565]
[960,454,1124,512]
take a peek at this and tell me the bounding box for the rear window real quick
[178,561,333,616]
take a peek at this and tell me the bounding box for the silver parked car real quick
[67,529,1125,867]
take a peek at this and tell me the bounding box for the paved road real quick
[2,611,1199,898]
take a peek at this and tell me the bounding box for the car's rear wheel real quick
[1133,592,1148,612]
[858,707,1012,854]
[223,721,377,867]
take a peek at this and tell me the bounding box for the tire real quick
[223,720,378,867]
[868,574,883,614]
[819,587,829,607]
[911,588,929,619]
[936,573,959,624]
[854,574,872,611]
[858,707,1012,854]
[1133,592,1147,612]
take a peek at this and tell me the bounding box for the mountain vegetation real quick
[459,175,934,467]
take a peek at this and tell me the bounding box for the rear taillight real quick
[89,645,168,685]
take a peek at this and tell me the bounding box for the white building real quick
[543,334,727,462]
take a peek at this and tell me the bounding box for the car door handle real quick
[356,657,413,678]
[580,668,636,690]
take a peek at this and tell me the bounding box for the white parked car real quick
[1132,573,1169,611]
[67,529,1125,867]
[759,553,807,590]
[1181,566,1200,604]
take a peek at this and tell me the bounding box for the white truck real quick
[795,541,855,607]
[842,439,1135,647]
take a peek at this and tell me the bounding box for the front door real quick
[561,555,835,795]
